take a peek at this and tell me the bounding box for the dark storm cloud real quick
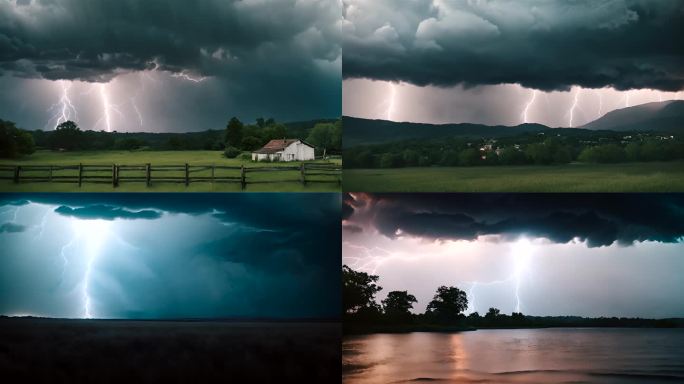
[347,194,684,247]
[343,0,684,91]
[0,222,26,233]
[0,0,340,82]
[54,205,161,220]
[0,193,340,231]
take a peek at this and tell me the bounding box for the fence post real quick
[240,165,246,190]
[13,166,20,183]
[112,164,116,187]
[78,163,83,187]
[115,165,119,187]
[185,163,189,186]
[211,165,215,184]
[300,163,306,186]
[146,163,151,187]
[49,166,53,182]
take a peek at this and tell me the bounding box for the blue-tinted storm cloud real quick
[0,0,341,132]
[0,193,341,319]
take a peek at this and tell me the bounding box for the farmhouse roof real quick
[252,139,313,154]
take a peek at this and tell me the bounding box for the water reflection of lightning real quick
[46,80,78,129]
[521,89,538,123]
[68,219,111,318]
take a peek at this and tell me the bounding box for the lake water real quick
[343,328,684,383]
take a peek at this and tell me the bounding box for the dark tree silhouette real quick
[426,286,468,322]
[382,291,417,322]
[225,117,244,148]
[0,119,35,158]
[485,307,501,319]
[50,120,83,150]
[342,265,382,315]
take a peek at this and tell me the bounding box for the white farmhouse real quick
[251,139,315,162]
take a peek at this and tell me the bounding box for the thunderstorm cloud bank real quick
[344,193,684,247]
[343,0,684,91]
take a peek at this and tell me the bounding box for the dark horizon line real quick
[0,315,341,322]
[17,116,342,133]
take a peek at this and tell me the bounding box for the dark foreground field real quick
[0,318,340,383]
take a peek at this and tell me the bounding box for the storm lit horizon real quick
[0,0,342,132]
[342,0,683,127]
[342,193,684,318]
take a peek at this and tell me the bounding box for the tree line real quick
[0,116,341,159]
[345,132,684,168]
[342,265,679,332]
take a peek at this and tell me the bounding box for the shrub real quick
[223,146,241,159]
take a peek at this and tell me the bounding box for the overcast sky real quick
[0,0,342,132]
[342,0,684,126]
[342,193,684,318]
[0,193,340,319]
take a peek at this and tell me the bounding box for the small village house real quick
[251,139,315,162]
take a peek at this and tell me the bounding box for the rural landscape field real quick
[0,150,341,192]
[343,161,684,192]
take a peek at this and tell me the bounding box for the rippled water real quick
[343,328,684,383]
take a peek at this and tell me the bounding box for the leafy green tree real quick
[225,117,244,148]
[625,142,641,161]
[382,291,417,322]
[578,144,625,163]
[306,122,336,153]
[240,136,263,151]
[402,149,420,166]
[426,286,468,322]
[343,265,382,315]
[0,119,35,158]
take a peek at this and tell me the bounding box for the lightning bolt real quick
[568,87,581,127]
[521,89,538,124]
[624,91,631,108]
[95,83,124,132]
[595,90,604,118]
[343,242,396,275]
[171,71,207,83]
[46,80,78,129]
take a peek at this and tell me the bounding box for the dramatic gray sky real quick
[342,194,684,318]
[0,194,341,319]
[342,0,684,126]
[0,0,341,132]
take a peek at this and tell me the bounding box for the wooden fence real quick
[0,162,341,189]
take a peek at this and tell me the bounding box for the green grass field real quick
[343,161,684,192]
[0,150,341,192]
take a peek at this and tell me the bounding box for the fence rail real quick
[0,162,341,189]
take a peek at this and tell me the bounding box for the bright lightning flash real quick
[46,80,78,129]
[386,82,397,121]
[521,89,538,123]
[70,219,111,318]
[568,88,581,128]
[466,238,535,314]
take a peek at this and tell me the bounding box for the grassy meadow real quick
[343,161,684,192]
[0,150,341,192]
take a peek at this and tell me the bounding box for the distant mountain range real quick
[344,100,684,147]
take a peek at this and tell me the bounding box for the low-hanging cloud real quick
[343,0,684,91]
[0,222,26,233]
[345,193,684,247]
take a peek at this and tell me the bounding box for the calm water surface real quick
[343,328,684,383]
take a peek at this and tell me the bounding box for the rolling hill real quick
[582,100,684,132]
[344,100,684,147]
